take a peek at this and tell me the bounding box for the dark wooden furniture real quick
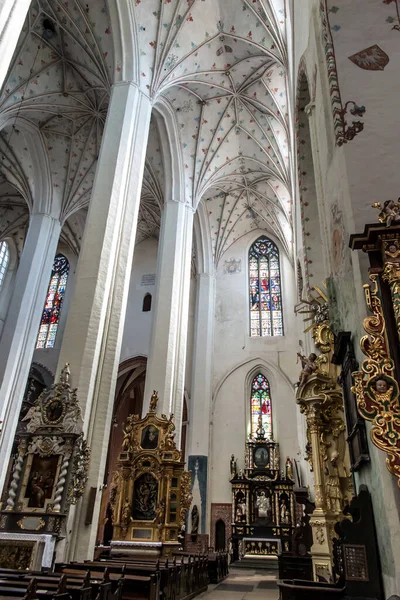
[333,485,384,600]
[277,578,346,599]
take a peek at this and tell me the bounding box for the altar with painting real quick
[230,415,295,562]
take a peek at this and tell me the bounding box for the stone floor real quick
[197,567,279,600]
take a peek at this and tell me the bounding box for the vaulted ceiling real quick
[0,0,293,264]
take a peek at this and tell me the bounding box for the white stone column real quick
[186,271,215,534]
[0,212,61,491]
[0,0,31,92]
[143,200,194,443]
[188,272,215,455]
[56,81,151,561]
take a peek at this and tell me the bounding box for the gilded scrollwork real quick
[352,274,400,485]
[67,434,91,505]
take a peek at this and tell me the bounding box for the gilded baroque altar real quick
[110,392,192,557]
[230,417,295,561]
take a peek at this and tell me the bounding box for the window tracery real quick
[36,254,69,349]
[249,236,283,337]
[250,373,272,438]
[0,241,10,290]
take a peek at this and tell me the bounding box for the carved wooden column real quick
[350,215,400,485]
[296,297,353,582]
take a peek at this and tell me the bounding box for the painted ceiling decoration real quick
[0,0,112,220]
[134,0,292,261]
[0,0,293,264]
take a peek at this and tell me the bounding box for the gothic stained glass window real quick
[0,241,9,290]
[251,373,272,438]
[36,254,69,349]
[249,236,283,337]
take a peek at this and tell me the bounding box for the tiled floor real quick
[197,567,279,599]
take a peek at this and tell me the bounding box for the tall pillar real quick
[56,81,151,561]
[0,0,31,91]
[186,272,215,534]
[143,199,194,443]
[0,212,61,492]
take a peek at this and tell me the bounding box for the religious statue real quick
[149,390,159,412]
[297,352,318,386]
[178,525,186,550]
[326,474,342,513]
[22,404,42,433]
[164,429,175,450]
[285,457,294,481]
[256,490,270,519]
[155,499,166,540]
[235,498,246,523]
[280,499,290,524]
[372,199,400,227]
[121,499,132,537]
[60,363,71,385]
[230,454,237,478]
[191,504,199,535]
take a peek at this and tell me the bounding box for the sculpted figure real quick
[373,378,393,403]
[285,457,294,480]
[235,498,246,522]
[280,499,290,524]
[149,391,159,412]
[230,454,237,478]
[191,504,199,534]
[22,405,42,433]
[297,352,318,385]
[256,491,270,519]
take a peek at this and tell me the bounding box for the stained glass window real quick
[36,254,69,349]
[251,373,272,438]
[0,241,9,290]
[249,236,283,337]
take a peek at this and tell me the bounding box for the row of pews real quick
[0,567,122,599]
[0,551,229,599]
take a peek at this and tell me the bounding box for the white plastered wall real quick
[209,229,306,505]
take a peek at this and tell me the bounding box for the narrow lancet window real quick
[36,254,69,349]
[250,373,272,438]
[249,236,283,337]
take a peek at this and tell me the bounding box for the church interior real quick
[0,0,399,598]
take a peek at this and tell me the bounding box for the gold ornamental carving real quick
[110,392,192,549]
[352,274,400,485]
[296,285,353,581]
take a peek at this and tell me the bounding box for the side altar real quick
[230,416,295,561]
[110,392,192,557]
[0,364,90,569]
